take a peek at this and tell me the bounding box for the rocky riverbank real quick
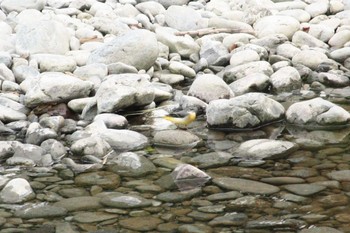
[0,0,350,232]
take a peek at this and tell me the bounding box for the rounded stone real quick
[213,177,280,195]
[75,171,120,189]
[119,216,163,231]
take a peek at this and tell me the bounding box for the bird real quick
[163,111,197,127]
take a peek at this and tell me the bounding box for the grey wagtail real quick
[163,111,196,126]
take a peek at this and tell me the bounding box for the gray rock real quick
[93,113,128,129]
[156,26,200,58]
[305,1,329,18]
[95,74,154,113]
[299,227,343,233]
[235,139,298,160]
[206,191,243,201]
[283,184,326,196]
[223,61,273,83]
[106,152,157,177]
[0,96,29,115]
[171,164,211,190]
[16,20,70,55]
[159,73,185,85]
[0,141,14,161]
[0,52,12,67]
[329,30,350,48]
[1,0,45,13]
[292,31,329,49]
[75,171,120,189]
[88,29,159,70]
[308,24,335,43]
[0,63,15,82]
[157,0,190,8]
[168,61,196,78]
[26,122,57,145]
[327,170,350,181]
[156,187,201,202]
[330,47,350,62]
[0,178,35,203]
[213,177,280,195]
[190,151,233,168]
[246,219,305,229]
[54,196,103,211]
[31,54,76,73]
[39,115,65,133]
[9,143,44,166]
[277,9,311,22]
[187,74,234,103]
[72,212,118,223]
[178,224,213,233]
[153,129,200,147]
[261,177,305,185]
[24,72,93,108]
[222,33,256,49]
[318,72,350,87]
[100,192,153,208]
[164,5,204,31]
[73,63,108,80]
[253,15,300,40]
[0,105,27,123]
[15,204,67,219]
[119,216,163,232]
[71,136,111,158]
[276,43,301,59]
[41,139,66,161]
[286,97,350,126]
[200,40,229,66]
[270,66,302,93]
[107,62,138,74]
[136,2,165,17]
[209,212,248,226]
[292,50,329,70]
[208,17,254,34]
[230,49,260,67]
[206,93,285,128]
[229,73,270,96]
[99,128,148,151]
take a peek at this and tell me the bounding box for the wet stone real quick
[106,152,157,177]
[197,205,225,213]
[299,227,343,233]
[54,196,103,212]
[75,171,120,189]
[260,177,305,185]
[187,210,217,221]
[209,212,248,227]
[99,192,153,209]
[228,196,270,211]
[213,177,280,195]
[246,219,306,229]
[178,224,213,233]
[119,216,163,231]
[206,191,243,201]
[283,184,326,196]
[327,170,350,181]
[72,212,118,223]
[15,204,67,219]
[190,151,233,168]
[317,194,348,208]
[156,188,202,203]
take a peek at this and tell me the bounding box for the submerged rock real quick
[235,139,298,160]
